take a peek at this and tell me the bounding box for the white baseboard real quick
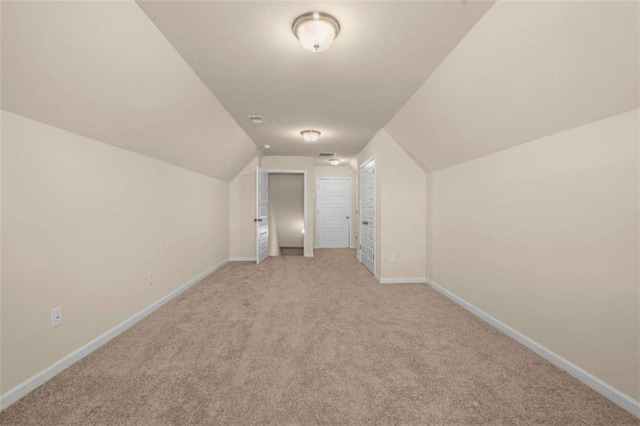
[378,277,426,284]
[229,257,256,262]
[373,273,425,285]
[425,278,640,418]
[0,258,230,411]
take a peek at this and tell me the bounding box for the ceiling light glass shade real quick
[292,12,340,53]
[301,130,321,142]
[328,158,340,166]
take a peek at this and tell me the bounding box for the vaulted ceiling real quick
[2,1,637,179]
[385,1,639,172]
[136,1,494,164]
[1,0,257,182]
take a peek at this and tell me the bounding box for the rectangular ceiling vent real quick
[246,115,265,125]
[318,152,337,158]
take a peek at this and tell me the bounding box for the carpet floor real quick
[1,249,637,425]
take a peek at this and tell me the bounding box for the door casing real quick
[261,169,310,258]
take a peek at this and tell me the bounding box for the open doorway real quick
[268,172,305,257]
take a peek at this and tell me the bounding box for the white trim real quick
[255,166,265,264]
[374,272,381,282]
[263,169,311,258]
[0,258,230,411]
[316,177,352,249]
[378,277,426,284]
[426,278,640,418]
[358,157,375,275]
[229,257,256,262]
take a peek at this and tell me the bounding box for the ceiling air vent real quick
[318,152,336,158]
[246,115,265,125]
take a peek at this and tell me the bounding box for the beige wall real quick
[1,111,230,393]
[385,1,638,173]
[355,129,427,279]
[429,109,639,400]
[269,174,304,248]
[314,165,356,249]
[261,156,314,257]
[229,157,258,260]
[3,1,258,182]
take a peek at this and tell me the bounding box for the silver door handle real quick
[254,218,263,222]
[362,221,369,225]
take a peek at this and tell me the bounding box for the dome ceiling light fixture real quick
[300,130,321,142]
[292,12,340,53]
[328,158,341,166]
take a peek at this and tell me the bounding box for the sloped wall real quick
[386,1,638,172]
[1,111,230,394]
[429,110,639,401]
[2,1,257,182]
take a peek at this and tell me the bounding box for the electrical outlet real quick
[389,253,396,262]
[51,307,63,328]
[148,272,154,286]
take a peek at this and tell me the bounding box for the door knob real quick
[346,216,350,219]
[362,221,369,225]
[254,218,263,222]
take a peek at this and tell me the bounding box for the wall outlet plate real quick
[51,307,63,328]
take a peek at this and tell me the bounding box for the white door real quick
[317,178,350,248]
[359,159,375,273]
[256,167,269,264]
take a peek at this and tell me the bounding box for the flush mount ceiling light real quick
[300,130,321,142]
[328,158,340,166]
[292,12,340,53]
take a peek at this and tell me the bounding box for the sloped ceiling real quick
[136,0,495,165]
[385,1,639,172]
[1,0,257,182]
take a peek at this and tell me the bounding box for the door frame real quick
[263,169,310,257]
[255,167,269,264]
[316,177,352,249]
[359,157,375,275]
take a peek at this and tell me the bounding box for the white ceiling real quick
[136,0,495,164]
[4,1,631,178]
[385,0,639,172]
[1,0,257,182]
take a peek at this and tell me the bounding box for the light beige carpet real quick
[1,249,637,425]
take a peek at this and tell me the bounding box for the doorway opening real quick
[268,172,305,257]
